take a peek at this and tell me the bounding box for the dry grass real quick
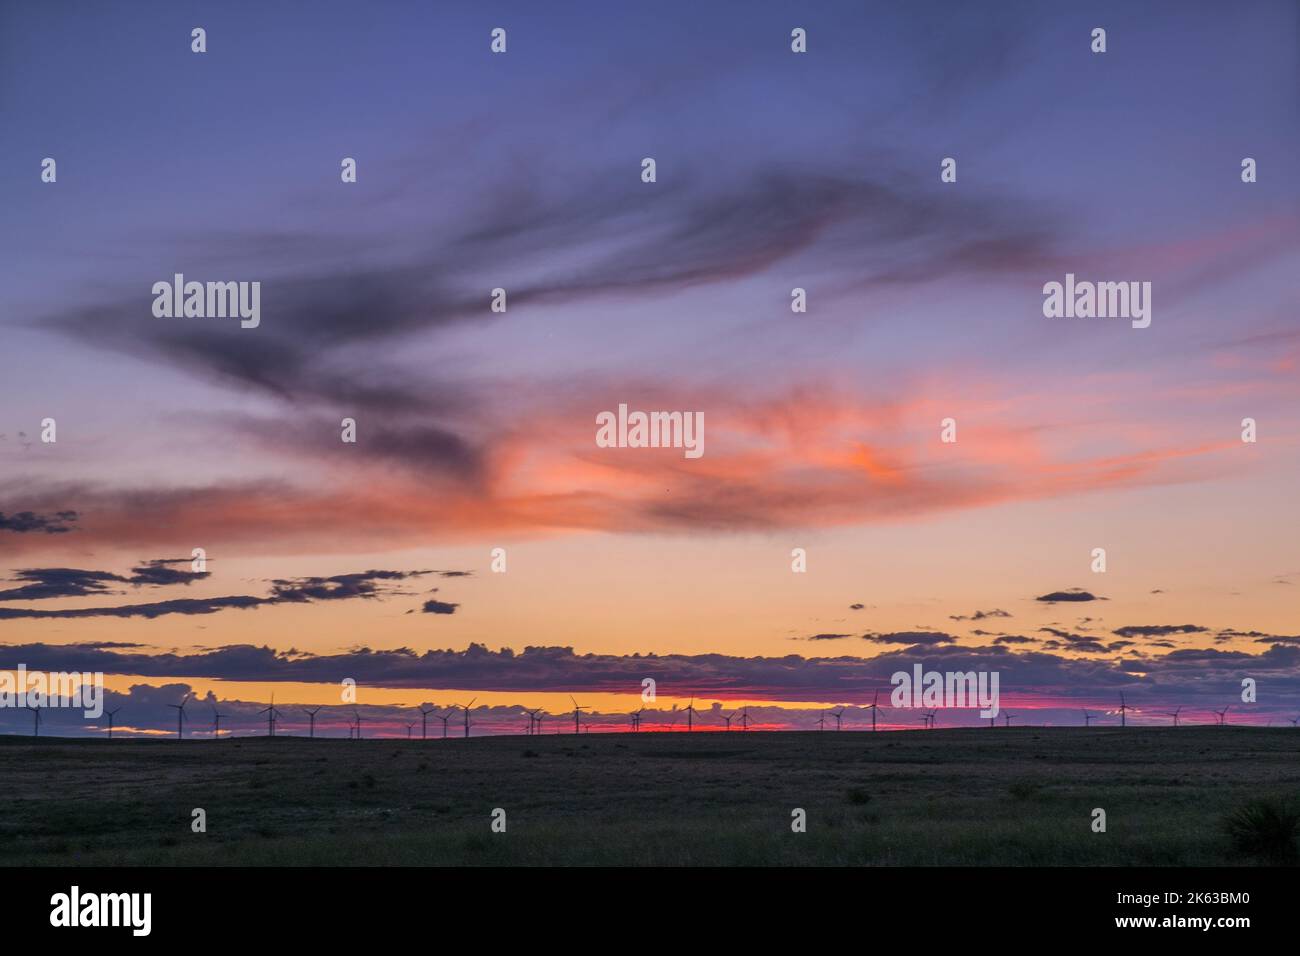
[1,726,1296,866]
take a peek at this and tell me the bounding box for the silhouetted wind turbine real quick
[406,722,417,739]
[720,710,735,731]
[569,695,586,734]
[1118,692,1128,728]
[303,706,321,738]
[167,693,190,740]
[1003,712,1017,727]
[105,707,122,740]
[1163,706,1182,727]
[352,709,363,739]
[1082,709,1097,727]
[418,704,436,740]
[25,704,40,737]
[866,690,880,731]
[684,697,698,732]
[831,708,845,731]
[1214,705,1230,726]
[258,694,282,737]
[459,698,476,738]
[738,707,751,731]
[816,711,827,731]
[211,704,233,740]
[533,710,546,735]
[1288,715,1298,727]
[437,709,453,738]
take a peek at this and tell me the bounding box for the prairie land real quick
[2,727,1297,866]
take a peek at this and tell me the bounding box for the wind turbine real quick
[459,698,476,738]
[866,690,880,731]
[533,710,546,735]
[720,710,735,731]
[437,709,453,738]
[630,708,644,732]
[1082,709,1097,727]
[1003,712,1017,727]
[1214,705,1230,726]
[738,707,751,731]
[211,704,233,740]
[683,697,698,732]
[815,711,827,731]
[105,707,122,740]
[352,709,363,739]
[831,708,845,731]
[1163,706,1183,727]
[167,693,190,740]
[303,706,321,738]
[418,704,437,740]
[24,704,40,737]
[258,695,282,737]
[406,722,417,739]
[1118,691,1128,728]
[569,695,587,734]
[1288,716,1298,727]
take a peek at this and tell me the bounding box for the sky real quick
[1,0,1298,737]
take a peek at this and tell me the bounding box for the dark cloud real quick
[0,568,438,620]
[123,558,211,588]
[1112,624,1208,638]
[420,600,459,615]
[0,595,269,620]
[1035,589,1102,603]
[849,603,865,610]
[0,559,210,602]
[0,510,78,534]
[269,569,430,603]
[0,568,124,601]
[994,634,1036,645]
[0,639,1294,718]
[949,608,1011,621]
[862,631,955,646]
[805,633,851,641]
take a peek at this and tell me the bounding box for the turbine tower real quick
[211,704,233,740]
[418,704,436,740]
[303,706,322,738]
[569,695,587,734]
[258,695,282,737]
[105,707,122,740]
[167,693,190,740]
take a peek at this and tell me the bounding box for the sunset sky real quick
[1,0,1297,737]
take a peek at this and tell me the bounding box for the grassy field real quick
[2,727,1297,866]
